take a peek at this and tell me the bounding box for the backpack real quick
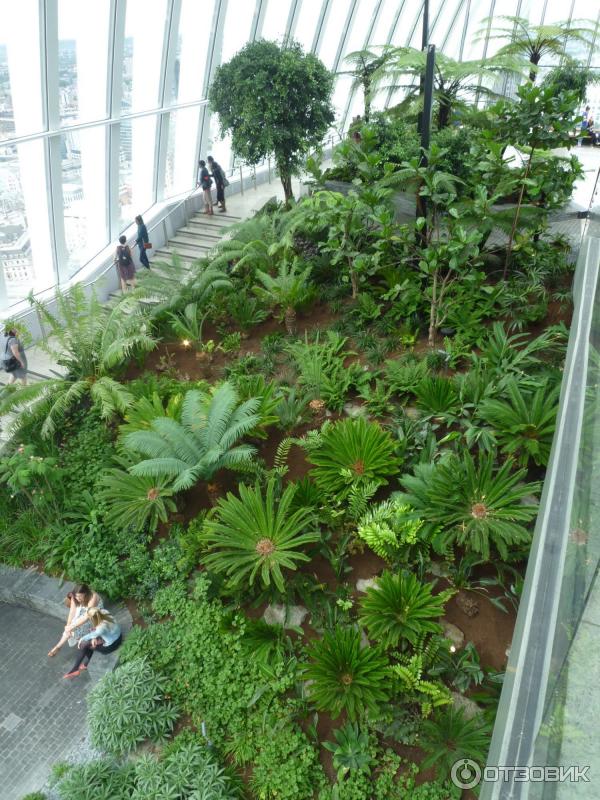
[117,245,132,266]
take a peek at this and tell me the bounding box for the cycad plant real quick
[359,571,453,649]
[254,259,313,335]
[420,707,491,779]
[200,479,320,593]
[0,285,156,439]
[303,627,390,720]
[118,392,183,439]
[166,301,208,349]
[414,376,461,419]
[122,382,260,492]
[477,378,559,467]
[307,417,400,501]
[133,258,231,314]
[400,451,540,560]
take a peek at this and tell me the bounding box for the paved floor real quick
[0,602,93,800]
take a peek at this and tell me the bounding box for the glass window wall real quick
[260,0,293,42]
[170,0,216,104]
[122,0,168,113]
[164,107,202,198]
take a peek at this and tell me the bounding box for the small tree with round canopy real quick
[208,39,334,203]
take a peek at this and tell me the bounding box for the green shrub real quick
[307,417,400,501]
[87,658,178,755]
[201,479,320,593]
[52,759,135,800]
[20,793,47,800]
[303,627,390,720]
[420,707,491,780]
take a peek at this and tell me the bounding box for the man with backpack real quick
[208,155,227,213]
[197,159,213,215]
[114,235,136,292]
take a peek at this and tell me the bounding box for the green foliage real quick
[20,794,47,800]
[357,500,429,564]
[254,259,313,332]
[87,658,178,755]
[420,707,491,779]
[118,391,184,438]
[389,652,452,717]
[477,378,559,466]
[359,571,452,649]
[384,357,429,396]
[303,627,390,720]
[322,723,374,779]
[200,479,320,593]
[209,40,334,200]
[414,376,460,419]
[123,382,260,491]
[0,285,156,438]
[230,373,280,437]
[307,417,400,501]
[52,758,135,800]
[98,464,177,534]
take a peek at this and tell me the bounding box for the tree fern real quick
[124,382,260,491]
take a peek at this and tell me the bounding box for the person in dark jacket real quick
[208,155,227,213]
[197,160,214,215]
[135,214,150,269]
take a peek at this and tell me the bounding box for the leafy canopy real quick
[209,39,334,200]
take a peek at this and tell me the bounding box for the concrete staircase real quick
[153,210,242,266]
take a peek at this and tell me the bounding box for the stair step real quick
[179,226,223,240]
[189,214,241,227]
[155,247,211,261]
[169,235,215,250]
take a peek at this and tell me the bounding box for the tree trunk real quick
[363,77,371,122]
[438,98,451,129]
[350,264,359,299]
[529,52,541,84]
[503,146,534,280]
[280,171,294,204]
[428,270,438,348]
[284,306,297,335]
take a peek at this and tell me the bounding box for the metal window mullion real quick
[312,0,331,55]
[385,0,425,108]
[339,0,384,132]
[43,0,64,288]
[475,0,497,105]
[456,0,470,61]
[251,0,266,41]
[332,0,359,75]
[286,0,301,42]
[108,0,126,240]
[379,0,409,109]
[586,10,600,69]
[199,0,227,170]
[156,1,182,203]
[500,0,523,100]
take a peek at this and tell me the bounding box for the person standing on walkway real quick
[135,214,151,269]
[2,326,27,385]
[197,159,214,215]
[208,155,227,213]
[113,235,136,292]
[63,608,122,679]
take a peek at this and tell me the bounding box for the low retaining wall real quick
[0,564,132,677]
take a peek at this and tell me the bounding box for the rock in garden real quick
[428,561,450,578]
[356,577,379,593]
[441,620,465,650]
[263,604,308,628]
[456,592,480,617]
[452,692,483,720]
[343,402,368,419]
[404,406,421,420]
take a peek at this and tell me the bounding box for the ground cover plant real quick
[0,26,584,800]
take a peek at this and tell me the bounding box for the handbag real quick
[223,176,230,188]
[3,337,19,372]
[143,242,152,250]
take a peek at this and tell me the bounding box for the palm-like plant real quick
[166,301,208,348]
[483,15,596,83]
[304,627,390,720]
[122,382,260,491]
[98,461,177,534]
[400,451,540,560]
[210,213,286,276]
[133,258,231,314]
[339,46,393,121]
[414,376,461,419]
[307,417,401,501]
[200,479,320,593]
[254,259,312,335]
[0,285,156,439]
[473,322,565,379]
[420,707,491,779]
[477,378,559,467]
[359,571,453,650]
[118,392,183,439]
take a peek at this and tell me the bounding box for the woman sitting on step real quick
[47,583,102,657]
[63,608,122,679]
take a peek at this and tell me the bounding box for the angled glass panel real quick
[122,0,168,112]
[0,139,53,307]
[294,0,323,53]
[164,107,201,198]
[517,0,546,27]
[58,0,111,125]
[331,75,353,129]
[260,0,293,42]
[0,0,44,139]
[170,0,216,103]
[317,0,353,70]
[220,1,256,64]
[342,0,378,59]
[369,0,401,49]
[60,127,108,277]
[206,113,233,175]
[430,0,465,59]
[460,0,495,61]
[563,2,596,64]
[119,115,158,230]
[391,2,422,47]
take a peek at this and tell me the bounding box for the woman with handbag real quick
[2,326,27,385]
[208,155,228,213]
[135,214,151,269]
[197,159,214,215]
[48,583,103,657]
[63,608,122,679]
